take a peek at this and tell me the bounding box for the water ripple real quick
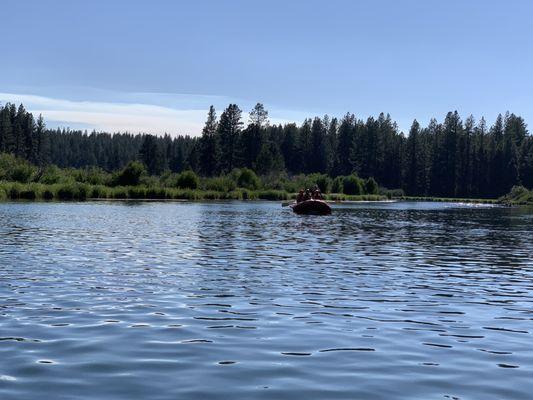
[0,201,532,399]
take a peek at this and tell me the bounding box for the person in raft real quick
[296,187,323,203]
[313,188,323,200]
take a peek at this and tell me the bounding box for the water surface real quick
[0,201,532,399]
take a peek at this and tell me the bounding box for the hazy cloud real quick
[0,92,308,136]
[0,92,209,135]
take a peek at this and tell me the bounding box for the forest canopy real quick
[1,102,532,198]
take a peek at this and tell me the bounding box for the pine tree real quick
[216,104,242,173]
[310,117,327,173]
[198,106,218,176]
[488,114,505,197]
[519,136,533,188]
[140,134,166,175]
[249,103,269,127]
[326,117,338,175]
[337,113,355,175]
[0,101,531,199]
[239,103,268,169]
[299,119,312,173]
[280,123,301,174]
[502,113,521,192]
[405,119,421,195]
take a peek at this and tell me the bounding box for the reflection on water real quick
[0,201,532,400]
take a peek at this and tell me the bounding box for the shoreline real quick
[395,196,499,204]
[1,182,531,206]
[0,181,384,203]
[0,197,524,207]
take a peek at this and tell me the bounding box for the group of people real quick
[296,186,323,203]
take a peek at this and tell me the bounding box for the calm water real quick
[1,201,532,400]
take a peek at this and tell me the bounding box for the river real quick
[0,201,532,399]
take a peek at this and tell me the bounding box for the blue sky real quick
[1,0,532,135]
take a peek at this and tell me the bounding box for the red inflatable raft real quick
[290,199,331,215]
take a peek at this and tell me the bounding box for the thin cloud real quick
[0,92,207,136]
[0,92,309,136]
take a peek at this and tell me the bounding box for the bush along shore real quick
[1,153,530,205]
[397,196,499,204]
[0,153,387,202]
[498,186,533,206]
[397,186,533,206]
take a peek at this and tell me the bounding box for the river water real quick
[0,201,532,399]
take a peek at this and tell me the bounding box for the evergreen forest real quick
[1,102,532,198]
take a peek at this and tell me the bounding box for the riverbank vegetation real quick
[1,102,532,200]
[0,153,384,201]
[398,196,499,204]
[499,186,533,206]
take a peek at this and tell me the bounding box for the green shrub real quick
[326,193,345,201]
[176,170,199,189]
[77,184,90,200]
[0,154,14,180]
[326,193,385,201]
[0,153,34,182]
[381,188,404,198]
[145,187,166,199]
[57,184,78,200]
[40,165,63,184]
[70,168,86,183]
[127,186,147,199]
[364,177,379,195]
[201,190,220,200]
[84,167,110,185]
[115,161,146,186]
[342,175,363,195]
[500,185,533,205]
[225,190,242,200]
[11,163,36,183]
[240,189,258,200]
[288,174,313,193]
[256,189,289,200]
[507,185,529,200]
[237,168,260,190]
[0,187,6,201]
[170,189,201,200]
[19,184,41,200]
[112,187,128,199]
[331,176,344,193]
[202,176,237,192]
[8,183,22,199]
[308,173,331,193]
[139,174,160,187]
[50,183,88,200]
[43,187,55,200]
[261,172,287,190]
[90,185,109,199]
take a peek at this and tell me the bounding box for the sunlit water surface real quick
[1,201,532,399]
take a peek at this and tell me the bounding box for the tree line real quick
[1,101,532,198]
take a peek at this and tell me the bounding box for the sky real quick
[1,0,532,136]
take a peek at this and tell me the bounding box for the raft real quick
[290,199,331,215]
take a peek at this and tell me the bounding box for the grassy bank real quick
[499,186,533,206]
[2,181,530,206]
[1,153,530,205]
[0,182,293,201]
[396,187,533,206]
[0,181,390,202]
[396,195,499,204]
[325,193,387,202]
[0,153,385,202]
